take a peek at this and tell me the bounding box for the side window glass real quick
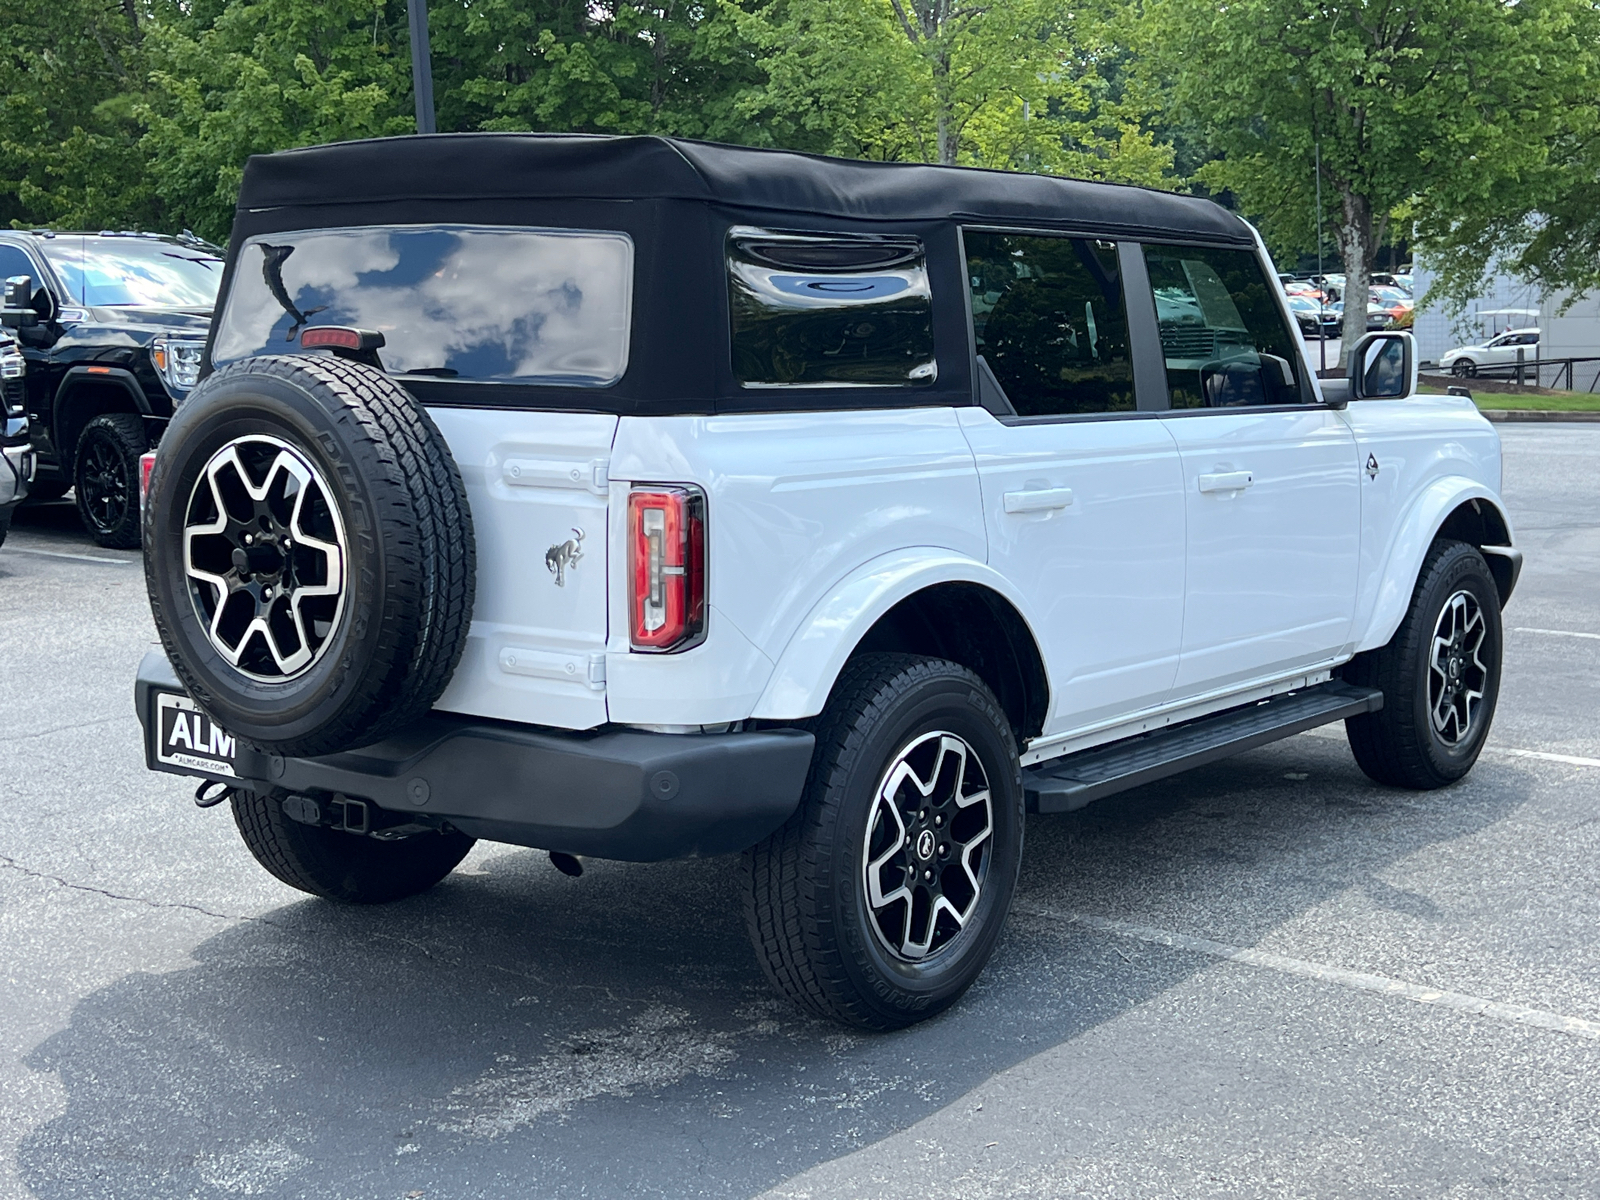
[0,245,37,289]
[727,227,935,388]
[963,232,1133,416]
[1144,245,1305,408]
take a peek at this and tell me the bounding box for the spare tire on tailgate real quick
[143,354,475,757]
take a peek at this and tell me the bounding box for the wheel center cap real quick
[915,829,936,861]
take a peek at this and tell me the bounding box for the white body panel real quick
[429,407,616,729]
[609,408,987,724]
[1163,407,1361,696]
[957,407,1187,732]
[1342,394,1508,651]
[420,252,1512,762]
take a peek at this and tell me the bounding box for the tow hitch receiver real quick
[281,793,445,841]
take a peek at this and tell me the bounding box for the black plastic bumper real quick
[135,651,815,861]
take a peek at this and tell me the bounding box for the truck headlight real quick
[151,339,205,396]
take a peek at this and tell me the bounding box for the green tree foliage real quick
[1144,0,1591,356]
[139,0,415,240]
[0,0,157,229]
[735,0,1173,181]
[3,0,1175,242]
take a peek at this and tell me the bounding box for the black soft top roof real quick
[236,133,1252,244]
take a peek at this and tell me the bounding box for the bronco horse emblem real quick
[545,528,584,587]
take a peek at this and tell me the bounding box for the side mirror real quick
[1348,331,1416,400]
[2,276,37,329]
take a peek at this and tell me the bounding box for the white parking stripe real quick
[5,546,132,565]
[1513,626,1600,641]
[1024,907,1600,1042]
[1497,747,1600,768]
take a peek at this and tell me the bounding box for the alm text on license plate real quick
[154,692,237,777]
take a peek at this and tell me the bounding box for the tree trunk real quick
[1334,189,1374,369]
[934,51,956,164]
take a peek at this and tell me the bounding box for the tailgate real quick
[428,408,617,729]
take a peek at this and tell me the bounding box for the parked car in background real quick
[1441,328,1541,377]
[0,231,220,547]
[1287,294,1341,339]
[0,324,29,547]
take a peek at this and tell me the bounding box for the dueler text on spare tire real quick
[143,355,475,757]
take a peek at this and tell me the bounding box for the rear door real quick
[430,409,615,728]
[1145,242,1361,697]
[958,232,1187,734]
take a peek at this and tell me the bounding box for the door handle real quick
[1197,470,1253,494]
[1003,486,1074,514]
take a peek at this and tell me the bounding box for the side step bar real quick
[1023,680,1383,814]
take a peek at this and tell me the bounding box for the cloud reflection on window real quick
[213,226,633,386]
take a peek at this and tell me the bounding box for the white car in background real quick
[1441,328,1541,377]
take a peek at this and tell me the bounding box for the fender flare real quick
[1354,476,1515,653]
[750,547,1047,721]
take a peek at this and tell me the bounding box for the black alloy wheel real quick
[74,412,147,549]
[1452,359,1478,378]
[1345,539,1503,789]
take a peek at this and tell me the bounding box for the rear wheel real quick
[1345,540,1503,789]
[742,654,1024,1030]
[231,788,474,903]
[74,412,146,548]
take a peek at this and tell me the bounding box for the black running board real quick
[1023,680,1383,814]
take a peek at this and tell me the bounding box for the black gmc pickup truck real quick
[0,231,219,547]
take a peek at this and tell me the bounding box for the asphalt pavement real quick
[2,425,1598,1199]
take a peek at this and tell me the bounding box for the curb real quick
[1478,409,1600,423]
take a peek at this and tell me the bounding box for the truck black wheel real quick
[1344,539,1503,789]
[742,654,1024,1030]
[231,788,475,903]
[75,412,147,548]
[0,506,11,549]
[144,355,475,757]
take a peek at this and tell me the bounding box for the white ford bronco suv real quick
[137,134,1520,1030]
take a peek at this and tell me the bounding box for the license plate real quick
[152,692,237,778]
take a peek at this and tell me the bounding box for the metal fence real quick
[1441,351,1600,393]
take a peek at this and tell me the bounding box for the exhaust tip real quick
[549,851,584,878]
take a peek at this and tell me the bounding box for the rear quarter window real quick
[727,227,936,388]
[212,225,633,386]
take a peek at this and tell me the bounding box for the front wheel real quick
[75,412,147,548]
[1451,359,1478,378]
[1344,539,1503,789]
[742,654,1024,1030]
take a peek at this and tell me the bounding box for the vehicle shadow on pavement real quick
[16,737,1529,1200]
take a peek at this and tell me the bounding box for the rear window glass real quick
[212,225,633,386]
[727,227,936,388]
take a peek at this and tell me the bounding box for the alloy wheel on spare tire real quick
[143,354,475,757]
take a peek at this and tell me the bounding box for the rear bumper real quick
[135,651,815,861]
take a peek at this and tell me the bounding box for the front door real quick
[1143,242,1361,698]
[958,232,1186,734]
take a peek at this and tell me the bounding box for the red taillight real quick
[138,451,156,507]
[301,326,385,351]
[628,485,707,652]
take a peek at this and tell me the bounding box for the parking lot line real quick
[1024,906,1600,1042]
[5,546,133,565]
[1498,747,1600,767]
[1513,626,1600,641]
